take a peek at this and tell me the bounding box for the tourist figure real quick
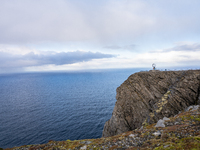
[152,63,156,70]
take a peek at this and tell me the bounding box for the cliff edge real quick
[102,70,200,137]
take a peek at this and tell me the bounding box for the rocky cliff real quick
[102,70,200,137]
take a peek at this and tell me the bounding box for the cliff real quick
[102,70,200,137]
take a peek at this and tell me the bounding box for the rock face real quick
[102,70,200,137]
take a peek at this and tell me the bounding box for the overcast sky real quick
[0,0,200,73]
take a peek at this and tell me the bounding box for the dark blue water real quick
[0,68,144,148]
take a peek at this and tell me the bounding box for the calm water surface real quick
[0,68,144,148]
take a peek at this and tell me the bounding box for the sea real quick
[0,68,149,148]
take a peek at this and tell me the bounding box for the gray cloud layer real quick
[0,51,115,68]
[1,0,200,45]
[104,44,136,50]
[163,43,200,52]
[150,43,200,53]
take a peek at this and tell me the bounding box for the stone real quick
[139,126,143,131]
[154,116,170,127]
[163,117,170,121]
[185,105,199,112]
[155,119,165,127]
[129,134,135,138]
[102,70,200,137]
[80,145,87,150]
[80,141,92,145]
[153,131,161,136]
[164,145,170,148]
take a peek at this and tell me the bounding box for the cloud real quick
[104,44,136,51]
[0,51,115,69]
[0,0,157,44]
[1,0,200,45]
[0,0,95,44]
[151,43,200,53]
[0,0,200,47]
[164,43,200,52]
[104,45,122,49]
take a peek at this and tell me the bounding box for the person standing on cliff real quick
[152,63,156,70]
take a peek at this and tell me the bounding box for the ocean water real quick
[0,68,144,148]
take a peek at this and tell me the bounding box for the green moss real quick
[180,116,186,121]
[195,118,200,121]
[194,136,200,141]
[154,145,164,150]
[148,134,200,150]
[190,115,195,120]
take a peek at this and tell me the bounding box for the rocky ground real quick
[5,105,200,150]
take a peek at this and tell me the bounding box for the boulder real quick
[102,70,200,137]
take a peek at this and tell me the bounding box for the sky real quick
[0,0,200,73]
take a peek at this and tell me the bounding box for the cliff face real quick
[102,70,200,137]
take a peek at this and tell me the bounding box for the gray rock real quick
[80,145,87,150]
[129,134,135,138]
[102,70,200,137]
[80,141,92,145]
[139,126,143,131]
[185,105,199,112]
[164,145,170,148]
[163,117,170,121]
[153,131,161,136]
[155,119,165,127]
[154,117,170,127]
